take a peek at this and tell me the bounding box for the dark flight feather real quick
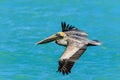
[61,22,78,32]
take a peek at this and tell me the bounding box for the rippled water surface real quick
[0,0,120,80]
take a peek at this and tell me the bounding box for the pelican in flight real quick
[36,22,101,75]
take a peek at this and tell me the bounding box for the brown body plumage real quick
[36,22,101,75]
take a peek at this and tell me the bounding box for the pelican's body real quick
[36,22,101,75]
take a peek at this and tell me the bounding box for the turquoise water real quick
[0,0,120,80]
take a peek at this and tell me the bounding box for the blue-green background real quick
[0,0,120,80]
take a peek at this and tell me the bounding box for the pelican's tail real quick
[88,40,101,46]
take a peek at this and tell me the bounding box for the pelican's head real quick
[36,32,66,44]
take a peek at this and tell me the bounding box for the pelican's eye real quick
[56,33,62,38]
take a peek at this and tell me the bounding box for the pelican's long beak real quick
[36,34,58,45]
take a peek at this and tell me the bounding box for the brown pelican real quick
[36,22,101,75]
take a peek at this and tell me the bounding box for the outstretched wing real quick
[57,41,87,75]
[61,22,88,38]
